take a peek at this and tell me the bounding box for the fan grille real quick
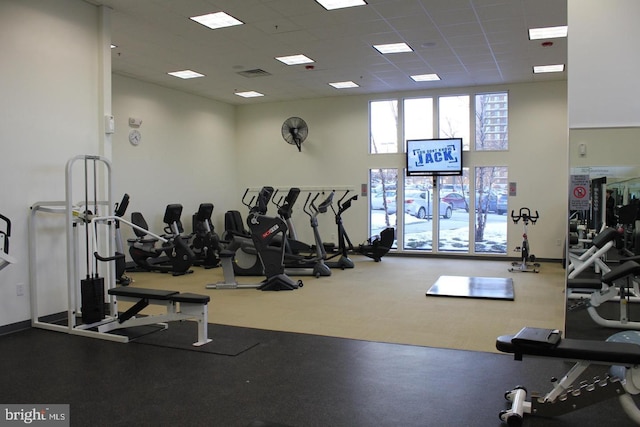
[282,117,308,152]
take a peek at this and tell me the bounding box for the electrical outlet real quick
[16,284,24,296]
[556,239,562,246]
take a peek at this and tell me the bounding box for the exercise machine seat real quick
[359,227,394,262]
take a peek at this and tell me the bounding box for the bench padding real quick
[108,287,178,300]
[170,292,210,304]
[497,333,640,365]
[602,260,640,284]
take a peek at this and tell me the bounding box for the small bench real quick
[496,327,640,425]
[496,331,640,365]
[98,286,211,346]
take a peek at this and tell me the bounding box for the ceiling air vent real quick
[237,69,271,78]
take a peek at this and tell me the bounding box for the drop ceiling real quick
[90,0,567,105]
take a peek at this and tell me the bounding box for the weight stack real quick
[81,276,105,324]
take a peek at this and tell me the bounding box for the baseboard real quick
[0,319,31,336]
[386,252,562,263]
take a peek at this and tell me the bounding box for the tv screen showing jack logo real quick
[406,138,463,176]
[1,405,69,426]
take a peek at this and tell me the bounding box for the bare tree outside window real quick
[474,93,508,252]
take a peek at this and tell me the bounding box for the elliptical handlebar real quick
[241,188,256,210]
[338,190,357,214]
[270,189,282,207]
[303,192,320,217]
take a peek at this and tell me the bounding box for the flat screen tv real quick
[406,138,463,176]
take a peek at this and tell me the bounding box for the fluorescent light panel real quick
[329,81,359,89]
[235,91,264,98]
[316,0,367,10]
[190,11,244,30]
[275,54,315,65]
[410,73,440,82]
[533,64,565,73]
[529,25,568,40]
[167,70,205,79]
[373,43,413,54]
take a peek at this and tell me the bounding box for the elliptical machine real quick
[509,207,540,273]
[246,187,302,290]
[280,191,333,277]
[209,186,301,290]
[324,190,357,269]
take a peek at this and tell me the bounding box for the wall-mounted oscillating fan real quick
[281,117,308,152]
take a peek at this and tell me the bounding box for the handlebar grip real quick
[94,252,126,262]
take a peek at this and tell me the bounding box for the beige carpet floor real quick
[121,255,566,354]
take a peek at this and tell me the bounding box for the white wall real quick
[568,0,640,128]
[235,81,568,258]
[0,0,102,326]
[111,75,237,240]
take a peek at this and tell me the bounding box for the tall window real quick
[368,90,510,256]
[439,95,470,150]
[474,166,508,254]
[404,97,433,143]
[438,171,470,252]
[369,168,398,248]
[475,92,508,151]
[370,100,398,153]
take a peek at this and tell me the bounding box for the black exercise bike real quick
[509,207,540,273]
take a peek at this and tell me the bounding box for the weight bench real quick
[496,327,640,425]
[98,286,211,346]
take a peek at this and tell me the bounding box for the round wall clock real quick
[129,129,142,146]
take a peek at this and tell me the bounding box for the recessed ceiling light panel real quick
[410,74,440,82]
[235,91,264,98]
[373,43,413,54]
[275,54,315,65]
[316,0,367,10]
[190,11,244,30]
[329,81,359,89]
[533,64,565,73]
[167,70,205,79]
[529,25,568,40]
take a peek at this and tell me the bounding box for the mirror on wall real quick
[566,127,640,340]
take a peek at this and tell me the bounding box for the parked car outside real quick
[371,191,396,214]
[497,193,508,215]
[441,192,469,211]
[405,190,453,219]
[476,191,499,213]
